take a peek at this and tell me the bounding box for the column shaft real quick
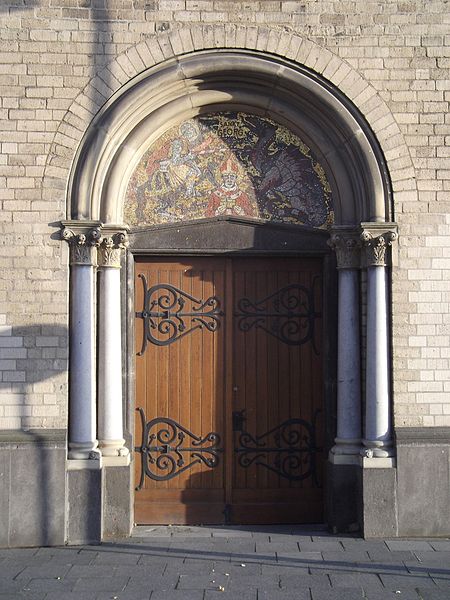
[97,230,129,459]
[334,268,361,452]
[98,267,127,456]
[360,224,397,459]
[364,265,391,454]
[328,230,362,458]
[68,266,98,458]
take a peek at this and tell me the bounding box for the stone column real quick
[328,229,362,458]
[61,222,102,460]
[97,229,129,461]
[360,224,398,459]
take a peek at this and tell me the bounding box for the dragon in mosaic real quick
[245,117,329,228]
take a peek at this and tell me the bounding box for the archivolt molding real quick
[44,24,415,227]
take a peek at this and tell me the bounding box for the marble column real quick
[360,224,398,459]
[328,230,362,458]
[97,229,129,460]
[61,222,102,460]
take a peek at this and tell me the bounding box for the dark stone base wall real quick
[326,462,360,534]
[0,430,66,547]
[0,430,132,548]
[1,427,449,546]
[67,464,132,545]
[327,461,398,538]
[396,427,450,537]
[328,428,450,538]
[359,466,398,538]
[67,467,102,545]
[102,466,132,539]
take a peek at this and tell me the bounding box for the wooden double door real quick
[134,256,324,524]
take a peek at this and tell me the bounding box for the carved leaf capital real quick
[327,233,361,269]
[98,231,129,268]
[61,226,102,266]
[360,228,398,267]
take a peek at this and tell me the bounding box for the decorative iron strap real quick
[234,280,321,350]
[136,274,224,352]
[134,410,223,488]
[234,413,322,485]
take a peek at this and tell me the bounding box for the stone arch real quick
[44,24,416,224]
[58,25,405,537]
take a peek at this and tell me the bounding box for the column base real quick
[329,452,360,466]
[98,439,130,457]
[68,441,100,460]
[331,437,361,456]
[361,439,394,458]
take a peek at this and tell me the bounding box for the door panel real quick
[231,258,323,523]
[134,257,227,524]
[134,256,324,524]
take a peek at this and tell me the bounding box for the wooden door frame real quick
[123,217,338,525]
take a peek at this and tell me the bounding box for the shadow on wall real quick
[0,1,38,14]
[0,324,68,429]
[0,324,68,547]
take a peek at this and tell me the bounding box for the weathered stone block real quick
[102,465,132,539]
[326,461,360,534]
[359,467,398,538]
[396,428,450,537]
[67,467,101,545]
[0,430,66,548]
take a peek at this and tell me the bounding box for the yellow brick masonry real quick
[0,0,449,428]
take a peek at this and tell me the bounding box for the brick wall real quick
[0,0,449,429]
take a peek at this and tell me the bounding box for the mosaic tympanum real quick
[124,112,333,228]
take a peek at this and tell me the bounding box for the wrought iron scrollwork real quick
[234,281,321,351]
[134,409,223,489]
[136,274,224,352]
[234,413,322,485]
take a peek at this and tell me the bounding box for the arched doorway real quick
[125,109,333,524]
[62,49,397,535]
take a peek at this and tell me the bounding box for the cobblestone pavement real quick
[0,526,449,600]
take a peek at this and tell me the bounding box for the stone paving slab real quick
[0,527,449,600]
[386,540,435,551]
[24,578,77,592]
[150,592,204,600]
[0,594,47,600]
[328,571,384,588]
[368,549,417,562]
[44,594,98,600]
[364,591,421,600]
[380,573,438,590]
[413,551,450,565]
[205,591,258,600]
[310,590,365,600]
[258,590,310,600]
[104,595,151,600]
[416,590,450,600]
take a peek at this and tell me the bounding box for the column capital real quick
[359,223,398,268]
[60,220,102,266]
[98,227,129,268]
[327,227,361,269]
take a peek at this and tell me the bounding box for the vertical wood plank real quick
[224,259,233,509]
